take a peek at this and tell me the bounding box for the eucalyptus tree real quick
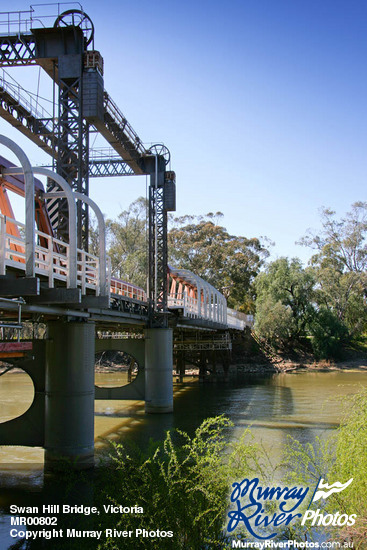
[254,257,316,349]
[168,212,269,311]
[299,202,367,336]
[107,196,148,289]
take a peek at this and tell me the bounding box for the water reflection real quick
[1,370,366,463]
[0,369,366,546]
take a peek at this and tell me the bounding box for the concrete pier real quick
[145,328,173,413]
[45,321,95,470]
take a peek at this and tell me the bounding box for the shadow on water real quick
[0,370,367,548]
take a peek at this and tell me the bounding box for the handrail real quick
[34,168,78,288]
[0,213,99,293]
[0,69,54,124]
[46,189,108,296]
[2,166,78,288]
[0,5,84,35]
[0,212,249,327]
[103,92,147,156]
[110,278,147,302]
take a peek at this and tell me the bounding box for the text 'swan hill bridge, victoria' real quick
[0,4,252,469]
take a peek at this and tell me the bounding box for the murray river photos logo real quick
[227,476,356,540]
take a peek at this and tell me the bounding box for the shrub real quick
[254,298,298,351]
[308,307,348,359]
[96,416,267,549]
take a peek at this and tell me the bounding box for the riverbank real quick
[234,351,367,374]
[230,331,367,374]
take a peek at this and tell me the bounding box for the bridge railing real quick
[0,209,255,324]
[77,249,100,294]
[36,235,68,285]
[227,308,254,330]
[103,92,146,155]
[0,215,26,272]
[0,68,54,126]
[168,292,226,324]
[168,293,252,330]
[0,213,100,293]
[167,293,197,316]
[110,277,147,302]
[0,9,34,35]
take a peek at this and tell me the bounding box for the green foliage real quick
[333,390,367,520]
[300,202,367,273]
[309,266,367,338]
[308,307,348,359]
[255,203,367,355]
[254,257,315,349]
[107,197,148,289]
[89,215,101,257]
[284,388,367,547]
[300,202,367,337]
[96,416,266,549]
[254,298,297,351]
[168,213,269,311]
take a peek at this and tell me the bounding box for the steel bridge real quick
[0,4,252,470]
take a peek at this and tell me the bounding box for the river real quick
[0,368,366,547]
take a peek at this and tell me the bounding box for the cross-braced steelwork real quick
[0,8,250,469]
[0,70,55,154]
[0,7,176,322]
[88,148,135,177]
[96,92,146,175]
[149,173,167,326]
[88,160,135,177]
[0,34,36,66]
[147,161,176,327]
[50,74,89,249]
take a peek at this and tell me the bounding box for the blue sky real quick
[1,0,366,264]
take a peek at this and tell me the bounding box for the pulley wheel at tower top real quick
[148,144,171,166]
[54,9,95,47]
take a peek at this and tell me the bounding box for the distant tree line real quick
[93,198,367,359]
[255,202,367,358]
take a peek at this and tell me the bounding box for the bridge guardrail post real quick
[47,235,54,287]
[0,215,5,275]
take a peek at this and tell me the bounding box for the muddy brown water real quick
[0,369,366,547]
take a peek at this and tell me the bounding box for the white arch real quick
[0,136,35,277]
[46,190,107,296]
[35,168,78,288]
[74,192,107,296]
[168,266,227,324]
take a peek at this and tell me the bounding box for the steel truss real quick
[0,34,36,66]
[110,295,148,317]
[0,82,55,154]
[149,174,167,326]
[0,9,174,323]
[174,341,232,351]
[88,158,135,177]
[174,332,232,351]
[50,75,89,249]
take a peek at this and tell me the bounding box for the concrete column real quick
[45,321,95,470]
[145,328,173,413]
